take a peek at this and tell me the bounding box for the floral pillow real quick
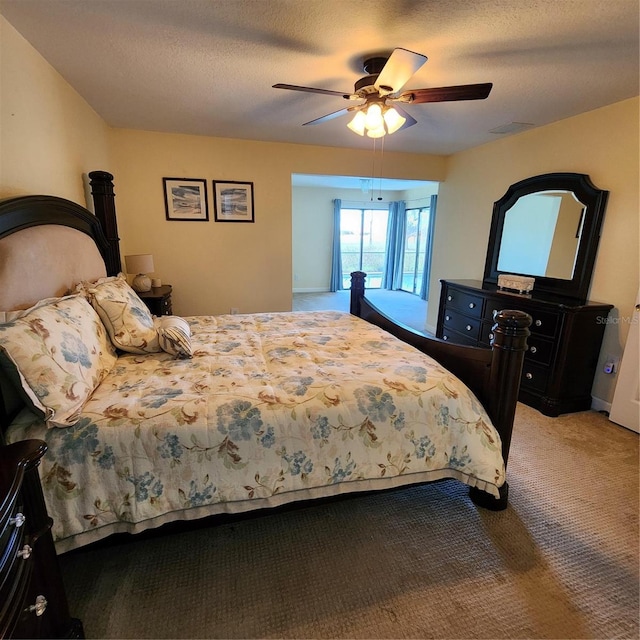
[155,315,193,358]
[0,294,117,427]
[78,273,160,354]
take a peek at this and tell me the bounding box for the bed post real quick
[350,271,365,316]
[89,171,121,276]
[470,309,530,510]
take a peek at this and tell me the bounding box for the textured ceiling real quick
[2,0,638,155]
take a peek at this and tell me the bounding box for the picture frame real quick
[213,180,255,222]
[163,178,209,221]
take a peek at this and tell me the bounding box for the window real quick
[339,208,389,289]
[401,206,431,295]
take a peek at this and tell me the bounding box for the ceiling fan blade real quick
[400,83,493,104]
[302,107,354,126]
[375,48,428,95]
[273,83,349,98]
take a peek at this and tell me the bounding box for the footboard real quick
[350,271,531,507]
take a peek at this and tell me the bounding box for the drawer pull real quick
[10,512,25,528]
[445,315,451,321]
[18,544,32,559]
[525,372,533,380]
[535,319,542,327]
[443,335,449,341]
[447,295,452,301]
[26,595,48,617]
[465,324,472,331]
[468,302,476,309]
[530,346,537,354]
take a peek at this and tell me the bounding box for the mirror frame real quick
[483,172,608,300]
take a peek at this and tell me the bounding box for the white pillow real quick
[78,273,160,354]
[155,316,193,358]
[0,296,67,323]
[0,295,117,427]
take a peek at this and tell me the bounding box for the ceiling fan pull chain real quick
[378,135,385,201]
[370,137,377,201]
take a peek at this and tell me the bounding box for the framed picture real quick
[213,180,255,222]
[163,178,209,221]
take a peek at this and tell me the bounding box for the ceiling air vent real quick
[489,122,535,134]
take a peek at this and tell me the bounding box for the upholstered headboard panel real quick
[0,195,112,304]
[0,194,115,437]
[0,224,107,311]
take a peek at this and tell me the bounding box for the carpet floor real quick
[292,290,430,334]
[59,404,639,639]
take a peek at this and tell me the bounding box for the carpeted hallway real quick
[293,290,430,334]
[59,404,639,639]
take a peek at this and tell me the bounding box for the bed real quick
[0,172,531,556]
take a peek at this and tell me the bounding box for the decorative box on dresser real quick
[436,279,613,416]
[138,284,173,316]
[0,440,83,639]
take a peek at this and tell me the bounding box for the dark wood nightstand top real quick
[138,285,172,300]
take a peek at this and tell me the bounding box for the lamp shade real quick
[125,254,154,275]
[125,254,154,292]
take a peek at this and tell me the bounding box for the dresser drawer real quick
[520,361,549,393]
[443,288,483,318]
[442,308,481,340]
[440,329,478,346]
[529,309,559,338]
[479,321,500,346]
[525,335,554,366]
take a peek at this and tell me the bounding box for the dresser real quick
[0,440,83,639]
[138,284,173,316]
[436,279,613,416]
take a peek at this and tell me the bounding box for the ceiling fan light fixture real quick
[366,125,386,139]
[383,106,406,134]
[347,110,366,136]
[364,103,384,130]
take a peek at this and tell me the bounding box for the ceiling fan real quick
[273,48,492,138]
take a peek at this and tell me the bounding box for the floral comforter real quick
[7,311,505,552]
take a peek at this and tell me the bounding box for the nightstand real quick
[138,285,173,316]
[0,440,83,639]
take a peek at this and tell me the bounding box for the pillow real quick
[0,295,117,427]
[78,273,160,354]
[155,316,193,358]
[0,296,67,323]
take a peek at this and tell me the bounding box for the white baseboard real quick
[293,287,332,294]
[590,396,611,414]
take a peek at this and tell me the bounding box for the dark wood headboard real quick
[0,191,117,440]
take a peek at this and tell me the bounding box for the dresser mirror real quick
[483,172,608,300]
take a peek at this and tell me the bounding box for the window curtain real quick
[420,194,438,300]
[382,200,406,290]
[329,199,342,292]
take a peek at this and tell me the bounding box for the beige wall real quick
[110,128,445,316]
[431,97,639,404]
[0,16,111,203]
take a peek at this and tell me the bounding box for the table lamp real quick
[125,254,154,292]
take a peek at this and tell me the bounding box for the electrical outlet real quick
[603,356,619,374]
[230,307,239,315]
